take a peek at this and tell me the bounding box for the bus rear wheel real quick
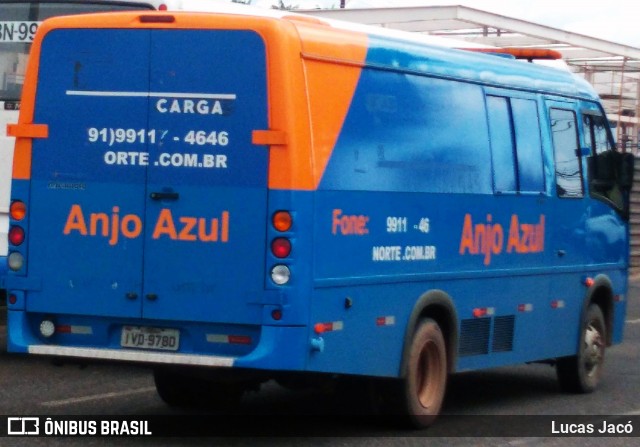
[403,318,448,428]
[556,304,606,393]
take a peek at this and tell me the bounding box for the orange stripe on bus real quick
[286,24,368,190]
[7,124,46,180]
[12,139,32,180]
[9,8,49,181]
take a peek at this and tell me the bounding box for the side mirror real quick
[587,151,634,219]
[587,153,615,192]
[617,152,635,191]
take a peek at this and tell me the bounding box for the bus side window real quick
[512,98,544,193]
[487,96,517,192]
[487,96,544,194]
[550,108,584,198]
[591,114,614,154]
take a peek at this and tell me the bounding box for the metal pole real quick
[617,58,628,152]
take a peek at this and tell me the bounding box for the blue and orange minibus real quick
[4,8,634,427]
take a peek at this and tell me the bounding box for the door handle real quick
[150,192,179,201]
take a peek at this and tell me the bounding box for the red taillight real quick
[271,238,291,258]
[10,201,26,221]
[272,211,292,232]
[228,335,252,345]
[9,226,25,246]
[158,4,168,10]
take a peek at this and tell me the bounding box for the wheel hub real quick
[584,324,603,373]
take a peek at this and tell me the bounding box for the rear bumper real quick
[8,310,309,371]
[28,344,235,367]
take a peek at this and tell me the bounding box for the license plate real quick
[120,326,180,351]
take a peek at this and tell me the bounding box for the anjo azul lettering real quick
[63,205,229,245]
[459,213,545,265]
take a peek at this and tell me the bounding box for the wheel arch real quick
[399,290,458,377]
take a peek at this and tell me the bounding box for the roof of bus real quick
[36,7,601,102]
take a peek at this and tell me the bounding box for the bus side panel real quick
[309,195,576,376]
[305,45,629,376]
[308,238,622,376]
[308,274,586,377]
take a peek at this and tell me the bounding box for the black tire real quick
[556,304,606,393]
[153,368,244,409]
[153,368,194,407]
[403,319,448,428]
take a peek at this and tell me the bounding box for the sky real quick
[245,0,640,47]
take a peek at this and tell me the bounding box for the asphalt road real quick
[0,277,638,446]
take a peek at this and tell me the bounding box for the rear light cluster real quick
[269,211,292,286]
[8,200,27,271]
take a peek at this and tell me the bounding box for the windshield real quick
[0,1,155,101]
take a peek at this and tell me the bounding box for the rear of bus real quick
[6,11,313,377]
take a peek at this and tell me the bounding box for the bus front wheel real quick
[556,304,606,393]
[403,318,448,428]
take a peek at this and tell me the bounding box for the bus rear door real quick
[25,26,269,324]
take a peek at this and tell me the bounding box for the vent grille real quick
[459,315,516,357]
[492,315,515,352]
[459,318,490,356]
